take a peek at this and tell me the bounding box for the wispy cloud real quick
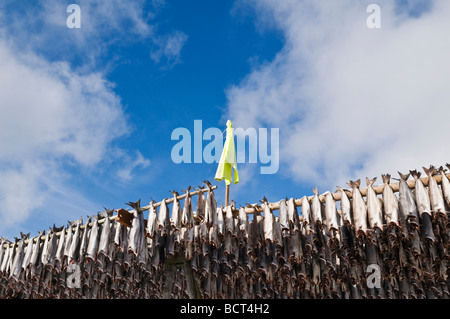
[0,1,185,236]
[117,151,151,182]
[0,0,187,69]
[0,38,128,234]
[226,0,450,189]
[150,31,189,69]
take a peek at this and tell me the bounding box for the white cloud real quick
[0,39,129,234]
[150,31,189,68]
[117,151,151,182]
[0,0,186,68]
[226,0,450,189]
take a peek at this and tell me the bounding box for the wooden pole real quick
[225,184,230,207]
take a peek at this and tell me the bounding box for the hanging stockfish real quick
[300,196,312,226]
[217,207,225,237]
[204,181,218,228]
[98,210,114,267]
[323,191,339,233]
[410,170,435,243]
[146,202,158,239]
[42,225,62,269]
[196,186,206,220]
[382,174,399,227]
[55,224,67,269]
[287,198,300,233]
[335,186,354,266]
[238,207,248,239]
[300,196,313,253]
[337,186,352,226]
[311,188,323,227]
[158,198,170,237]
[347,180,368,236]
[423,166,446,217]
[262,197,274,243]
[410,170,432,217]
[439,166,450,207]
[11,233,29,280]
[29,230,44,279]
[170,191,182,231]
[396,172,419,236]
[63,221,75,265]
[21,235,34,274]
[128,200,146,257]
[366,177,384,232]
[79,216,91,264]
[225,205,234,235]
[279,199,289,235]
[69,217,83,264]
[86,214,101,262]
[181,187,194,228]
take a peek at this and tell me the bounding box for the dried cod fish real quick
[347,179,368,235]
[278,199,289,234]
[146,202,158,239]
[323,191,339,232]
[397,172,419,228]
[170,191,182,230]
[262,197,274,242]
[86,214,101,262]
[311,188,323,226]
[158,198,170,236]
[381,174,399,226]
[204,181,217,228]
[423,166,446,216]
[439,166,450,207]
[336,186,352,225]
[366,177,384,231]
[181,187,194,228]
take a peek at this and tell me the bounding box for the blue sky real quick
[1,0,450,239]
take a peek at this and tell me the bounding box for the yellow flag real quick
[215,120,239,186]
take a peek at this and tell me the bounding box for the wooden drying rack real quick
[3,172,450,248]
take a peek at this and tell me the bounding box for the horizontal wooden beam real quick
[242,172,450,214]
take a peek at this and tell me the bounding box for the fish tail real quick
[422,165,436,178]
[397,171,410,181]
[366,177,377,187]
[312,187,319,196]
[409,169,421,180]
[381,174,391,184]
[347,179,361,189]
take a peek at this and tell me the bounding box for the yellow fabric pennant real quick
[215,120,239,186]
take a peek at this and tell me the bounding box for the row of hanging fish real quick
[0,166,449,299]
